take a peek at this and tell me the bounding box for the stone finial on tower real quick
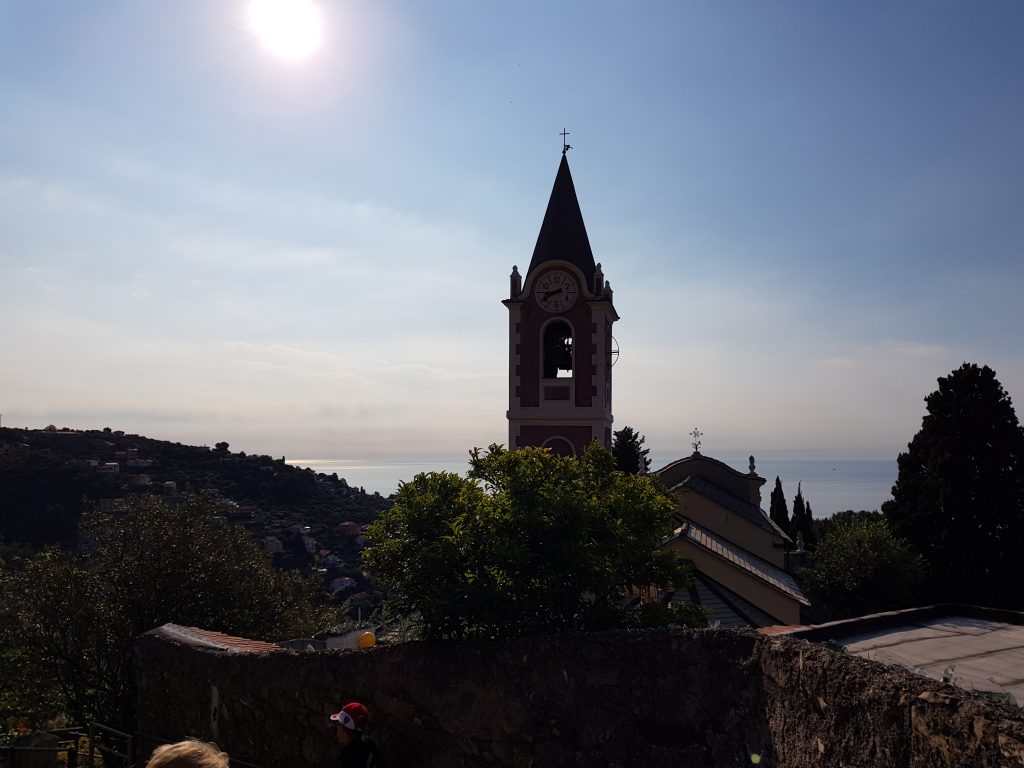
[749,455,756,474]
[510,265,521,298]
[594,262,604,295]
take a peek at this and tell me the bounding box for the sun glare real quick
[247,0,324,61]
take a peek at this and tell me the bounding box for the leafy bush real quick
[363,444,703,639]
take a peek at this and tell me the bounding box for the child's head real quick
[330,701,370,745]
[145,741,229,768]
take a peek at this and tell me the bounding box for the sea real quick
[287,456,897,517]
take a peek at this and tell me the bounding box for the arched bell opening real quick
[542,319,574,379]
[542,436,576,457]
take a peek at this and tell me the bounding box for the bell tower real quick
[503,152,618,456]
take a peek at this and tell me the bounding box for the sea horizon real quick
[287,456,897,517]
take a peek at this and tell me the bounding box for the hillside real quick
[0,426,390,604]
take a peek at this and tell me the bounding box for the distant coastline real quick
[288,456,897,516]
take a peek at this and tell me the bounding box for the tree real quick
[768,476,789,531]
[800,513,924,620]
[363,444,704,640]
[813,509,882,544]
[883,363,1024,607]
[611,426,651,474]
[0,495,338,728]
[0,444,121,546]
[788,482,816,549]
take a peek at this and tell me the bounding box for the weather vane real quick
[560,128,572,155]
[690,427,703,454]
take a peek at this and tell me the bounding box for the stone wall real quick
[134,628,1024,768]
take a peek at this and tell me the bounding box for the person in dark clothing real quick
[330,701,379,768]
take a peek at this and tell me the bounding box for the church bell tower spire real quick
[503,151,618,456]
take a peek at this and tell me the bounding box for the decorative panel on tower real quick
[503,153,618,457]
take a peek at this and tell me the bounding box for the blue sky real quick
[1,1,1022,464]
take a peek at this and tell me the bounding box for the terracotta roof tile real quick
[758,624,807,635]
[144,623,284,654]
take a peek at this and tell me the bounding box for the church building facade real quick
[657,453,809,627]
[503,154,618,456]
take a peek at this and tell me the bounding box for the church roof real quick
[527,154,597,287]
[657,452,752,480]
[673,474,792,542]
[671,568,781,629]
[666,521,810,606]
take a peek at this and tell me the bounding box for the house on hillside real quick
[264,537,283,554]
[657,452,810,628]
[336,521,361,537]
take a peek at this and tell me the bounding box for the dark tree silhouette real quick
[768,476,790,531]
[611,426,651,475]
[883,363,1024,608]
[789,482,816,549]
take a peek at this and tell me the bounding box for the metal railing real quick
[1,727,82,768]
[88,724,133,768]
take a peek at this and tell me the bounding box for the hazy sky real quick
[1,1,1022,464]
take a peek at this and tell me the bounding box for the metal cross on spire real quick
[690,427,703,454]
[560,128,572,155]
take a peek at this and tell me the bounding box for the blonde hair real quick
[145,741,229,768]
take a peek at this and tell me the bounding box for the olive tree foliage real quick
[363,444,704,640]
[0,495,338,729]
[799,512,924,620]
[883,363,1024,607]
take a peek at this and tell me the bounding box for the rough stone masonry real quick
[134,626,1024,768]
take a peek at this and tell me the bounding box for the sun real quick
[247,0,324,61]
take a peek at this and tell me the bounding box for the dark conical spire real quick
[527,154,596,287]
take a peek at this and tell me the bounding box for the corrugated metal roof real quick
[671,571,780,629]
[667,521,810,606]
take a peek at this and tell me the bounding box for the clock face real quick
[534,269,579,313]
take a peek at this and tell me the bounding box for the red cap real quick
[330,702,369,732]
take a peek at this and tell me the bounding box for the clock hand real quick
[541,288,564,299]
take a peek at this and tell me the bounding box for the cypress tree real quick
[789,482,816,549]
[768,476,790,530]
[803,500,817,548]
